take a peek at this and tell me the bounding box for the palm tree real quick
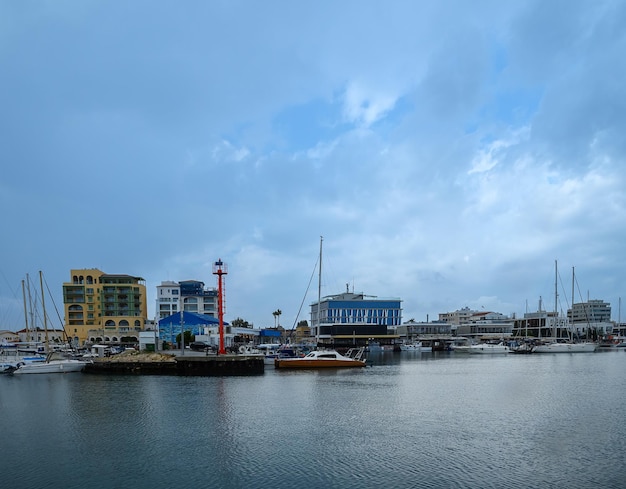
[273,309,282,328]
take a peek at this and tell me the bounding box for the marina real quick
[1,349,624,489]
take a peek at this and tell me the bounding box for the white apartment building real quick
[155,280,218,320]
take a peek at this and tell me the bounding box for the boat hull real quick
[274,358,366,368]
[467,344,510,354]
[13,360,88,374]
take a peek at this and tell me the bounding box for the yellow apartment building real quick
[63,268,148,346]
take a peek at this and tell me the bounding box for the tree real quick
[231,317,251,328]
[273,309,282,328]
[176,331,194,345]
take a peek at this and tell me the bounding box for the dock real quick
[83,352,264,376]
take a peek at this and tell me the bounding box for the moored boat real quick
[399,341,422,352]
[12,352,90,374]
[1,353,46,373]
[509,342,535,354]
[274,348,366,369]
[467,342,510,354]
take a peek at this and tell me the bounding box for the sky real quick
[1,0,625,332]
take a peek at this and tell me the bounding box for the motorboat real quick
[1,352,46,373]
[274,348,366,369]
[509,342,535,354]
[12,352,90,374]
[450,338,472,353]
[399,342,422,352]
[467,342,510,354]
[260,345,300,366]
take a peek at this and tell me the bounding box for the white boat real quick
[275,348,366,369]
[533,341,597,353]
[12,352,90,374]
[450,338,472,353]
[1,352,46,373]
[399,342,422,352]
[467,342,510,354]
[257,344,300,365]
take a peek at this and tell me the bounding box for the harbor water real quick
[1,350,625,488]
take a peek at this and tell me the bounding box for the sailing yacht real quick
[534,263,597,353]
[275,236,367,369]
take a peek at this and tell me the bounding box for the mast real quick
[40,271,50,353]
[316,236,323,343]
[26,274,35,342]
[554,260,558,339]
[571,266,575,341]
[22,279,29,338]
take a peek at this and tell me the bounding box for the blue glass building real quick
[310,291,402,347]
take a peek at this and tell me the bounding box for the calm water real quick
[1,350,625,489]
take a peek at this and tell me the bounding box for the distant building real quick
[16,327,65,344]
[568,300,612,336]
[156,280,218,320]
[456,311,514,338]
[438,307,478,325]
[512,299,614,338]
[1,330,20,344]
[569,300,611,323]
[310,291,402,347]
[511,309,568,339]
[63,268,148,346]
[398,320,452,339]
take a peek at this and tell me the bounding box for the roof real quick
[157,312,228,327]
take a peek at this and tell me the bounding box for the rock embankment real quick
[93,351,176,363]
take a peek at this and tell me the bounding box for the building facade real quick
[156,280,218,320]
[63,269,148,346]
[310,291,402,347]
[455,311,514,338]
[438,307,478,325]
[569,300,611,323]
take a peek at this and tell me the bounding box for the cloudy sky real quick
[1,0,625,332]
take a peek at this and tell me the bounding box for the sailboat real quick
[274,237,366,369]
[534,262,597,353]
[11,271,90,374]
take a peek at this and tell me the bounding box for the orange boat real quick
[274,348,366,369]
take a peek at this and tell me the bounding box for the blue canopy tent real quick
[158,312,229,344]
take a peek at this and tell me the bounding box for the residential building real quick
[63,268,148,346]
[568,299,612,336]
[310,290,402,347]
[455,311,514,339]
[1,330,20,344]
[569,300,611,323]
[438,307,478,325]
[398,320,452,338]
[14,327,66,345]
[156,280,218,320]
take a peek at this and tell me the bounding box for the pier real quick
[83,352,264,376]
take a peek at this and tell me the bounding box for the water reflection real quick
[1,351,625,488]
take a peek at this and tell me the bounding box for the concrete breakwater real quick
[83,352,264,376]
